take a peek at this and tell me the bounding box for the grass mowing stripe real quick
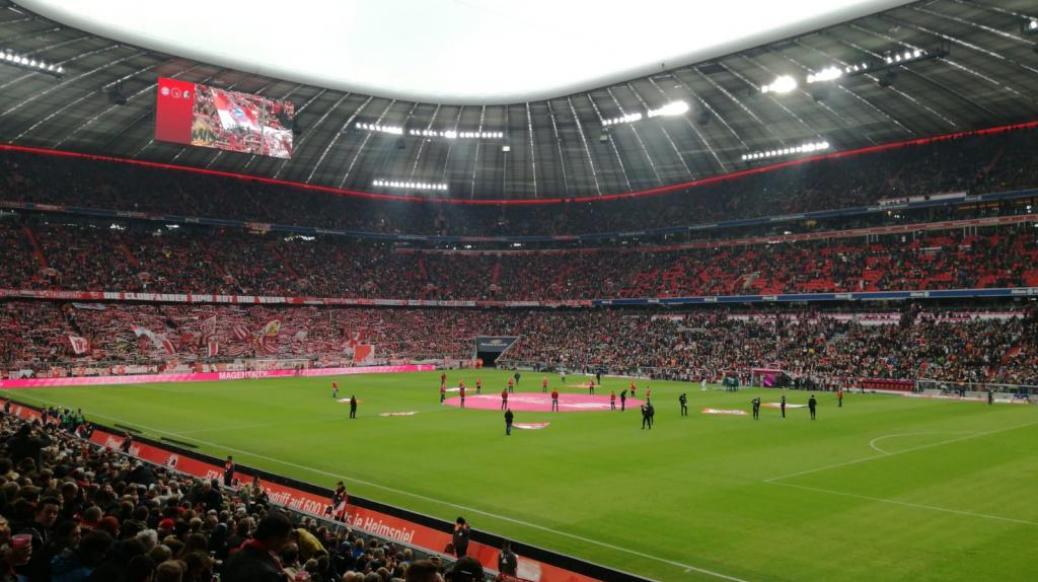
[767,481,1038,526]
[14,390,747,582]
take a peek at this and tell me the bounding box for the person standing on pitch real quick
[459,384,466,408]
[476,378,482,394]
[440,384,447,404]
[332,381,339,399]
[647,401,655,428]
[349,395,357,419]
[640,404,650,429]
[679,393,688,416]
[595,370,602,385]
[837,387,844,408]
[542,376,549,393]
[752,397,761,420]
[588,380,595,395]
[513,371,521,388]
[610,391,617,411]
[808,394,817,420]
[780,394,786,419]
[504,408,514,436]
[551,388,559,412]
[620,389,627,411]
[507,377,515,393]
[500,388,508,411]
[988,388,994,405]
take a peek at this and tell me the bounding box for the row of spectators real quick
[3,303,1036,386]
[0,409,479,581]
[498,308,1038,387]
[3,127,1038,236]
[1,220,1035,301]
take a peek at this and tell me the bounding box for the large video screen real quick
[155,77,294,159]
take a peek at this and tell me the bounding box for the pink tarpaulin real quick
[445,392,643,413]
[0,364,435,389]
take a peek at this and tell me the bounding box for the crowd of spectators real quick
[1,219,1035,301]
[498,309,1038,386]
[3,127,1038,237]
[0,303,508,371]
[2,303,1036,386]
[0,409,479,581]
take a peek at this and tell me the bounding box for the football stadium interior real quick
[1,1,1038,580]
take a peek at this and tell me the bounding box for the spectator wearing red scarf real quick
[223,511,293,582]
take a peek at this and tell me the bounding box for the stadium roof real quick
[15,0,914,104]
[1,0,1037,201]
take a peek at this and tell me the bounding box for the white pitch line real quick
[764,420,1038,483]
[177,406,454,436]
[768,481,1038,527]
[867,431,977,455]
[15,392,746,582]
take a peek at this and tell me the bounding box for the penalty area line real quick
[764,420,1038,483]
[15,393,747,582]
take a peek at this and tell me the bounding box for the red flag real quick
[68,335,90,355]
[232,325,250,341]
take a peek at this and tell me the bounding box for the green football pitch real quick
[6,370,1037,581]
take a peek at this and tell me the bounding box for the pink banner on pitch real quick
[0,364,435,389]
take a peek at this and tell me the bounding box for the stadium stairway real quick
[270,245,300,279]
[116,242,140,268]
[20,225,48,269]
[490,259,502,287]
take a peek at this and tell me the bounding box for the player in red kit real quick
[507,377,514,393]
[332,381,339,399]
[459,385,466,408]
[542,377,548,393]
[476,378,482,394]
[588,380,595,395]
[629,381,637,397]
[551,389,559,412]
[610,391,616,410]
[500,389,508,410]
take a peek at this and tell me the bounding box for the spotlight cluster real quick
[741,140,830,161]
[407,129,504,139]
[0,49,64,75]
[356,122,403,135]
[372,179,448,192]
[602,100,690,126]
